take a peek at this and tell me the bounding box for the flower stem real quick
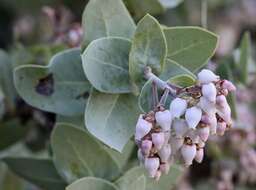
[144,67,176,95]
[201,0,208,29]
[152,81,159,108]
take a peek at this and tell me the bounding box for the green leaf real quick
[82,0,136,48]
[85,89,140,152]
[14,48,91,116]
[129,14,167,94]
[66,177,118,190]
[163,26,218,72]
[237,32,251,84]
[159,0,184,8]
[124,0,165,20]
[139,60,196,112]
[82,37,131,94]
[56,115,84,129]
[0,50,16,109]
[2,158,66,190]
[51,123,120,183]
[115,165,183,190]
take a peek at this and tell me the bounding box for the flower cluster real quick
[135,69,236,180]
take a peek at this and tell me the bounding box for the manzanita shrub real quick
[1,0,238,189]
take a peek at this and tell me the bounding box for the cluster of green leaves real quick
[4,0,219,189]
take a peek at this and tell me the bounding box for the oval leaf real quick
[14,48,91,116]
[163,26,218,72]
[129,14,167,94]
[2,158,66,190]
[51,123,120,183]
[82,37,131,93]
[82,0,136,47]
[66,177,118,190]
[85,89,140,152]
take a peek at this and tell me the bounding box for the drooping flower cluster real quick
[135,69,236,180]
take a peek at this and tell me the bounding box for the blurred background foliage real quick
[0,0,256,190]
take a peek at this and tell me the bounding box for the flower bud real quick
[198,126,210,142]
[197,69,220,84]
[152,132,165,150]
[141,140,153,156]
[216,97,232,124]
[202,83,217,103]
[195,148,204,163]
[170,98,187,118]
[199,97,216,115]
[135,115,152,141]
[216,121,227,136]
[181,144,197,166]
[185,106,202,129]
[155,110,172,132]
[145,158,160,178]
[222,80,236,91]
[172,119,189,138]
[209,114,217,135]
[216,95,228,107]
[197,139,205,148]
[160,163,170,174]
[170,137,184,153]
[158,144,172,162]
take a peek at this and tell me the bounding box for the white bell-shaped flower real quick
[198,126,210,142]
[222,80,236,91]
[160,163,170,174]
[216,96,232,124]
[181,144,197,166]
[197,69,220,84]
[152,132,165,150]
[195,148,204,163]
[141,140,152,156]
[208,113,217,135]
[158,144,172,162]
[144,157,160,178]
[185,106,202,129]
[172,119,189,138]
[170,98,187,118]
[202,83,217,103]
[155,110,172,132]
[216,121,227,136]
[199,97,216,115]
[135,115,152,141]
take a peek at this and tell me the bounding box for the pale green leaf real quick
[82,37,131,94]
[82,0,136,47]
[85,89,140,152]
[51,123,120,183]
[168,74,196,87]
[66,177,118,190]
[2,158,66,190]
[129,14,167,94]
[124,0,165,20]
[163,26,218,72]
[14,48,91,116]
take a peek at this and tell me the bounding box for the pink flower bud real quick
[154,170,162,181]
[172,119,189,138]
[216,95,228,107]
[202,83,217,103]
[155,110,172,132]
[141,140,152,156]
[152,132,165,150]
[216,122,227,136]
[160,163,170,174]
[222,80,236,91]
[170,137,184,153]
[181,144,197,166]
[185,106,202,129]
[145,158,160,178]
[197,69,220,84]
[170,98,187,118]
[198,126,210,142]
[195,148,204,163]
[158,144,172,162]
[216,96,232,124]
[209,114,217,135]
[199,97,216,115]
[135,115,152,141]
